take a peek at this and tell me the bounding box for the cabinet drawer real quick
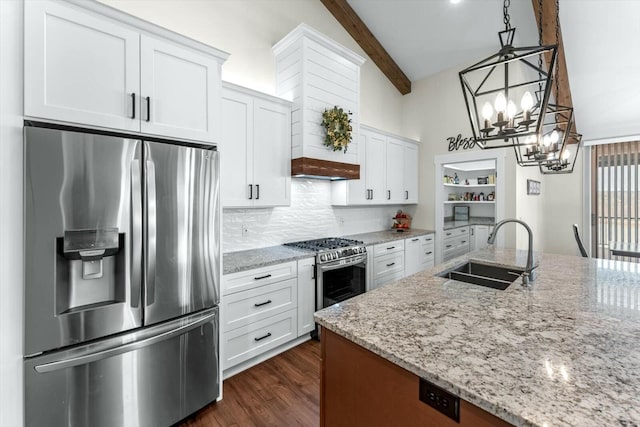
[222,309,297,370]
[222,278,297,332]
[443,227,469,241]
[373,240,405,257]
[223,261,297,295]
[421,234,435,246]
[373,270,404,290]
[443,243,470,262]
[373,252,404,278]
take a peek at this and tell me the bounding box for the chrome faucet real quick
[487,219,536,286]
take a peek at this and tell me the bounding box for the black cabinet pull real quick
[254,274,272,280]
[387,190,391,200]
[426,251,433,255]
[386,262,395,267]
[462,240,467,244]
[386,246,395,250]
[405,190,409,200]
[254,299,272,307]
[412,238,419,242]
[446,244,452,248]
[146,96,151,122]
[256,184,260,200]
[370,189,373,199]
[446,232,452,236]
[249,184,253,200]
[131,93,136,119]
[254,332,272,342]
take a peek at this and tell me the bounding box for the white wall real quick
[515,166,547,251]
[224,179,413,252]
[99,0,406,136]
[0,1,24,426]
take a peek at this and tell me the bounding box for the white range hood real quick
[273,23,365,180]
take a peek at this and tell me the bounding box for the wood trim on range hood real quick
[291,157,360,180]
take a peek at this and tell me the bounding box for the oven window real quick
[322,264,366,308]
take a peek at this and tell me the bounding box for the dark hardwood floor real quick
[179,340,321,427]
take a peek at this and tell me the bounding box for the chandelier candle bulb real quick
[482,102,494,130]
[520,91,534,126]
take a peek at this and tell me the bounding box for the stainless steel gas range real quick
[285,237,367,337]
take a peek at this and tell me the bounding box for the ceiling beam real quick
[320,0,411,95]
[532,0,578,135]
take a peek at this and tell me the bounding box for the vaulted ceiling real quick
[328,0,639,143]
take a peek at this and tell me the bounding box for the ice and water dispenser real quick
[56,228,125,314]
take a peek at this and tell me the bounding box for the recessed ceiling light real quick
[450,0,462,4]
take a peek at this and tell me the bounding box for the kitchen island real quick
[314,248,640,427]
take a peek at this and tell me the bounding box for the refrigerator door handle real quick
[131,157,142,308]
[146,158,157,305]
[34,310,216,374]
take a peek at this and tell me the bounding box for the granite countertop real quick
[223,245,314,275]
[314,248,640,427]
[343,228,435,246]
[443,216,495,230]
[223,228,436,275]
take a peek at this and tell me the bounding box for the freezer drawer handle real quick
[254,299,272,307]
[254,274,272,280]
[254,332,272,342]
[386,262,395,267]
[33,311,216,373]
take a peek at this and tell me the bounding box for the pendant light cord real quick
[503,0,511,31]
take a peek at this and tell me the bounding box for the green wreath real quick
[321,106,352,153]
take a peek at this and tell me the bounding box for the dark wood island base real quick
[321,329,513,427]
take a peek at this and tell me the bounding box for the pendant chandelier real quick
[514,0,577,171]
[513,100,573,167]
[539,130,582,174]
[459,0,558,150]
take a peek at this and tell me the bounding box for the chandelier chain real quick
[503,0,511,30]
[537,0,543,95]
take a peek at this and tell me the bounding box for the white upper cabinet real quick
[24,0,140,132]
[252,98,291,206]
[140,35,221,142]
[24,0,227,142]
[367,131,388,204]
[385,137,405,203]
[221,83,291,208]
[403,140,419,203]
[332,125,419,206]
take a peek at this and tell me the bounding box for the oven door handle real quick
[317,255,367,272]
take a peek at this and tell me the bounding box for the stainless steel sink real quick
[437,261,524,290]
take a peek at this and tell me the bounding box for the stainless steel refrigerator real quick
[23,125,220,427]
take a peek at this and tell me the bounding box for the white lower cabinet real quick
[371,240,405,290]
[442,227,471,262]
[222,257,315,375]
[405,234,435,276]
[297,257,316,337]
[470,225,491,251]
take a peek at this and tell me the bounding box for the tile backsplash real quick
[223,178,414,252]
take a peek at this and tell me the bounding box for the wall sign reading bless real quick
[447,134,477,151]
